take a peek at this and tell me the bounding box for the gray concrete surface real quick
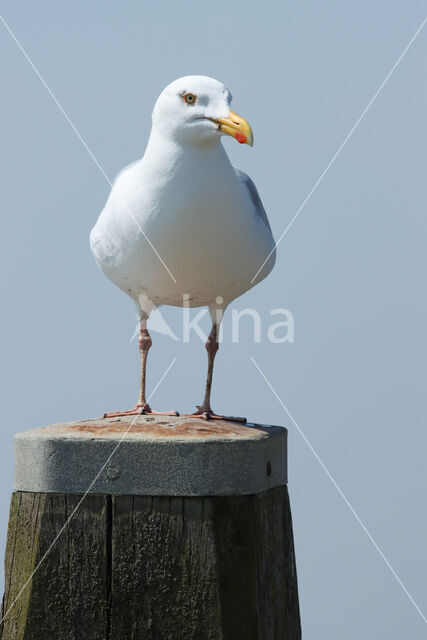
[14,415,287,496]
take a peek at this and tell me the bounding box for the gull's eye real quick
[183,93,197,105]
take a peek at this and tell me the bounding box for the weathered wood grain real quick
[0,487,301,640]
[0,493,110,640]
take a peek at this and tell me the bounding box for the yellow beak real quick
[214,109,254,146]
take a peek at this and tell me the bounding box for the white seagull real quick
[90,75,276,420]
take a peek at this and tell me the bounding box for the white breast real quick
[90,136,275,310]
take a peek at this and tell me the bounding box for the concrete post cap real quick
[14,415,287,496]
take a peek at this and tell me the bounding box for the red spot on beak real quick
[235,132,247,144]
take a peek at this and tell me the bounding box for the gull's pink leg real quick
[182,323,246,424]
[103,319,178,418]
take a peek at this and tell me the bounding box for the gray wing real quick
[234,168,272,232]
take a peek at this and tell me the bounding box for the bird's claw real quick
[182,407,247,423]
[140,406,180,417]
[103,405,179,419]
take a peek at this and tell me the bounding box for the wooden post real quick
[0,416,301,639]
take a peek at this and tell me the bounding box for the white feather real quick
[90,75,275,319]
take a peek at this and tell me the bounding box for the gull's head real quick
[152,75,253,148]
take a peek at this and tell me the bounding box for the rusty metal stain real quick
[71,417,261,439]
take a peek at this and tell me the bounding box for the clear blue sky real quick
[1,1,426,637]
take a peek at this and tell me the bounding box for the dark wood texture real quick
[0,487,300,640]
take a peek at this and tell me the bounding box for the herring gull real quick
[90,75,276,420]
